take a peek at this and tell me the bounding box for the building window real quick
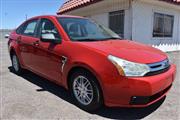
[153,12,174,37]
[109,10,124,38]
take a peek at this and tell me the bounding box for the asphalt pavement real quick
[0,31,180,120]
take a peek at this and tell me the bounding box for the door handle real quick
[33,41,39,46]
[16,36,22,43]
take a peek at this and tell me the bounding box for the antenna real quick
[25,14,28,20]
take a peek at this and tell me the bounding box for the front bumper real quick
[104,64,176,107]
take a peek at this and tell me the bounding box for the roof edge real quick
[57,0,180,14]
[57,0,103,15]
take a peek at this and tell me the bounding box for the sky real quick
[0,0,66,29]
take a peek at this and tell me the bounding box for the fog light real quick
[130,96,149,105]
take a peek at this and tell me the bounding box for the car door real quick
[18,19,40,69]
[31,18,64,82]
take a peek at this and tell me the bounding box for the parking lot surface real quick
[0,31,180,120]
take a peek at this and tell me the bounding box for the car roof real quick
[16,15,87,30]
[29,15,85,20]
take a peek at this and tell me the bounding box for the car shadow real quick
[8,66,166,119]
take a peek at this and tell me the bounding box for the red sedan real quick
[8,15,176,111]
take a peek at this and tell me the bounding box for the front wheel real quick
[69,69,103,112]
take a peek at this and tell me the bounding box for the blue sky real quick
[0,0,65,29]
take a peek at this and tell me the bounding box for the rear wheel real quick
[11,53,23,75]
[69,69,103,112]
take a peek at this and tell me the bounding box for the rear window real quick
[22,20,38,37]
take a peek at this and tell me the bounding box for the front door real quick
[31,18,64,82]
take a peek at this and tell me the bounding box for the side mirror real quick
[41,33,61,44]
[5,34,9,39]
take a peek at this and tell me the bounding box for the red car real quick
[8,15,176,111]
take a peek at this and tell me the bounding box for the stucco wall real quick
[89,9,132,40]
[64,0,130,16]
[60,0,180,51]
[63,0,132,39]
[132,1,180,51]
[89,13,109,28]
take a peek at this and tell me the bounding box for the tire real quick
[69,69,103,112]
[11,53,23,75]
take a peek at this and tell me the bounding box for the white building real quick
[57,0,180,52]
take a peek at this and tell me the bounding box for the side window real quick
[22,20,38,37]
[16,24,24,34]
[39,19,61,40]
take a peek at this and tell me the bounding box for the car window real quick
[22,20,38,37]
[16,24,24,34]
[39,19,61,40]
[58,17,121,41]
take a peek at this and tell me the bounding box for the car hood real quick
[77,40,167,64]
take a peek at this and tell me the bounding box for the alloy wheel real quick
[73,75,94,105]
[12,55,19,72]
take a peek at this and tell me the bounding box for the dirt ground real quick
[0,31,180,120]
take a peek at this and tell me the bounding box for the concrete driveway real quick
[0,32,180,120]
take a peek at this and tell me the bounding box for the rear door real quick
[19,19,39,69]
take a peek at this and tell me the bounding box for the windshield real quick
[57,17,121,41]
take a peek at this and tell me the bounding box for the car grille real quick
[145,59,170,76]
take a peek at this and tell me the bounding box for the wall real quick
[89,13,109,28]
[60,0,180,51]
[65,0,130,16]
[132,0,180,51]
[89,9,132,39]
[64,0,132,39]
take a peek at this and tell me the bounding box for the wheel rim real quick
[73,76,93,105]
[12,55,19,72]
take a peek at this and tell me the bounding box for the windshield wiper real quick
[99,37,122,40]
[73,38,103,42]
[72,37,121,42]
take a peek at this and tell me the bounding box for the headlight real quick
[108,55,150,77]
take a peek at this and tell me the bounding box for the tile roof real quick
[57,0,102,14]
[57,0,180,14]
